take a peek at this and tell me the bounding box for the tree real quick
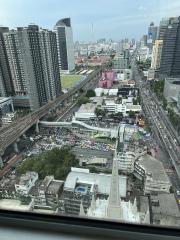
[95,108,107,117]
[17,148,79,180]
[168,108,178,128]
[153,80,165,98]
[85,89,96,98]
[128,110,136,118]
[77,96,89,106]
[162,98,167,110]
[89,166,100,173]
[115,112,123,118]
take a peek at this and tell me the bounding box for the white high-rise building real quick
[151,40,163,70]
[54,18,75,74]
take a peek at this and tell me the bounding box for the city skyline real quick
[0,0,180,41]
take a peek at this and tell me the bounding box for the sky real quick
[0,0,180,41]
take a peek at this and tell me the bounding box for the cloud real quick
[0,0,180,40]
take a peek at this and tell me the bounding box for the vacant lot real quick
[61,75,82,89]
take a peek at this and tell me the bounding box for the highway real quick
[131,58,180,178]
[0,64,108,154]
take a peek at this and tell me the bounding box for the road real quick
[0,66,104,154]
[131,58,180,179]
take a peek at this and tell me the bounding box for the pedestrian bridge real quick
[39,119,118,138]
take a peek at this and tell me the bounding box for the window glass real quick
[0,0,180,229]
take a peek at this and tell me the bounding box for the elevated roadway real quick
[39,119,117,138]
[0,64,109,155]
[131,58,180,178]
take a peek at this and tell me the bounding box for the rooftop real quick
[78,103,96,114]
[64,169,127,197]
[84,157,108,165]
[0,199,32,211]
[17,172,38,186]
[139,195,149,213]
[138,154,170,183]
[46,180,64,195]
[0,97,12,104]
[40,176,54,191]
[151,194,180,217]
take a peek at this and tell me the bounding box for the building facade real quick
[0,27,14,97]
[54,18,75,73]
[151,40,163,70]
[15,172,39,196]
[39,29,61,100]
[148,22,158,44]
[112,50,130,70]
[159,17,180,78]
[3,25,61,110]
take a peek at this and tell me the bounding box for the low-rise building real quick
[0,175,16,198]
[81,157,107,167]
[74,103,97,120]
[136,154,171,194]
[98,71,115,89]
[2,112,16,125]
[115,69,133,81]
[0,199,34,212]
[103,98,141,116]
[151,194,180,226]
[15,172,38,196]
[0,97,14,114]
[60,168,127,216]
[98,79,113,89]
[34,175,64,207]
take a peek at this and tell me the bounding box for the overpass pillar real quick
[35,120,39,134]
[13,142,19,153]
[0,155,4,168]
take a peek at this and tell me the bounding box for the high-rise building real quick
[148,22,158,42]
[158,17,176,40]
[151,40,163,70]
[112,49,130,70]
[159,17,180,78]
[3,25,61,110]
[0,27,14,97]
[142,35,147,47]
[54,18,75,73]
[39,29,61,100]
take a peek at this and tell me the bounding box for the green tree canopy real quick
[95,108,107,117]
[17,148,79,180]
[85,89,96,98]
[77,96,89,106]
[128,110,136,118]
